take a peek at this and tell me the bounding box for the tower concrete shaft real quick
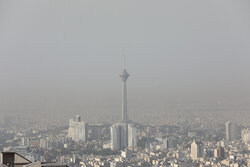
[120,69,129,121]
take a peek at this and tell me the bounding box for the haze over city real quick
[1,1,250,167]
[0,0,250,126]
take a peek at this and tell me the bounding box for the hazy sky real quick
[0,1,250,124]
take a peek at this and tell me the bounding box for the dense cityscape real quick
[1,1,250,167]
[0,66,249,167]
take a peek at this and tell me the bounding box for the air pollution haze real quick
[0,1,250,126]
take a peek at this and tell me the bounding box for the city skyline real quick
[0,1,249,167]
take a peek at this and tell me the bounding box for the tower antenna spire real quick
[122,48,125,69]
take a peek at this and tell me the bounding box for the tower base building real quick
[111,123,137,150]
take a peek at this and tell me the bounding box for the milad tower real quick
[110,55,137,150]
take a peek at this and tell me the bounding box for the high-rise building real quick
[225,120,236,141]
[161,137,177,150]
[110,58,137,150]
[110,124,121,150]
[214,147,225,159]
[111,123,137,150]
[190,140,203,160]
[128,123,137,148]
[241,128,250,143]
[89,126,102,140]
[162,138,169,150]
[68,115,88,142]
[225,121,232,141]
[111,123,128,150]
[21,137,29,146]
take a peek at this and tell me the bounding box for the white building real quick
[68,115,88,142]
[162,138,169,150]
[110,123,128,150]
[21,137,29,146]
[190,140,203,160]
[225,121,232,141]
[111,123,137,150]
[225,120,237,141]
[128,123,137,148]
[110,123,121,150]
[241,128,250,143]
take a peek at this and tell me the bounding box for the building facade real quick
[225,120,237,141]
[128,123,137,148]
[111,123,137,150]
[68,115,88,142]
[241,128,250,143]
[190,140,203,160]
[110,123,128,150]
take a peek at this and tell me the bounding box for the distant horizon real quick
[0,1,250,126]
